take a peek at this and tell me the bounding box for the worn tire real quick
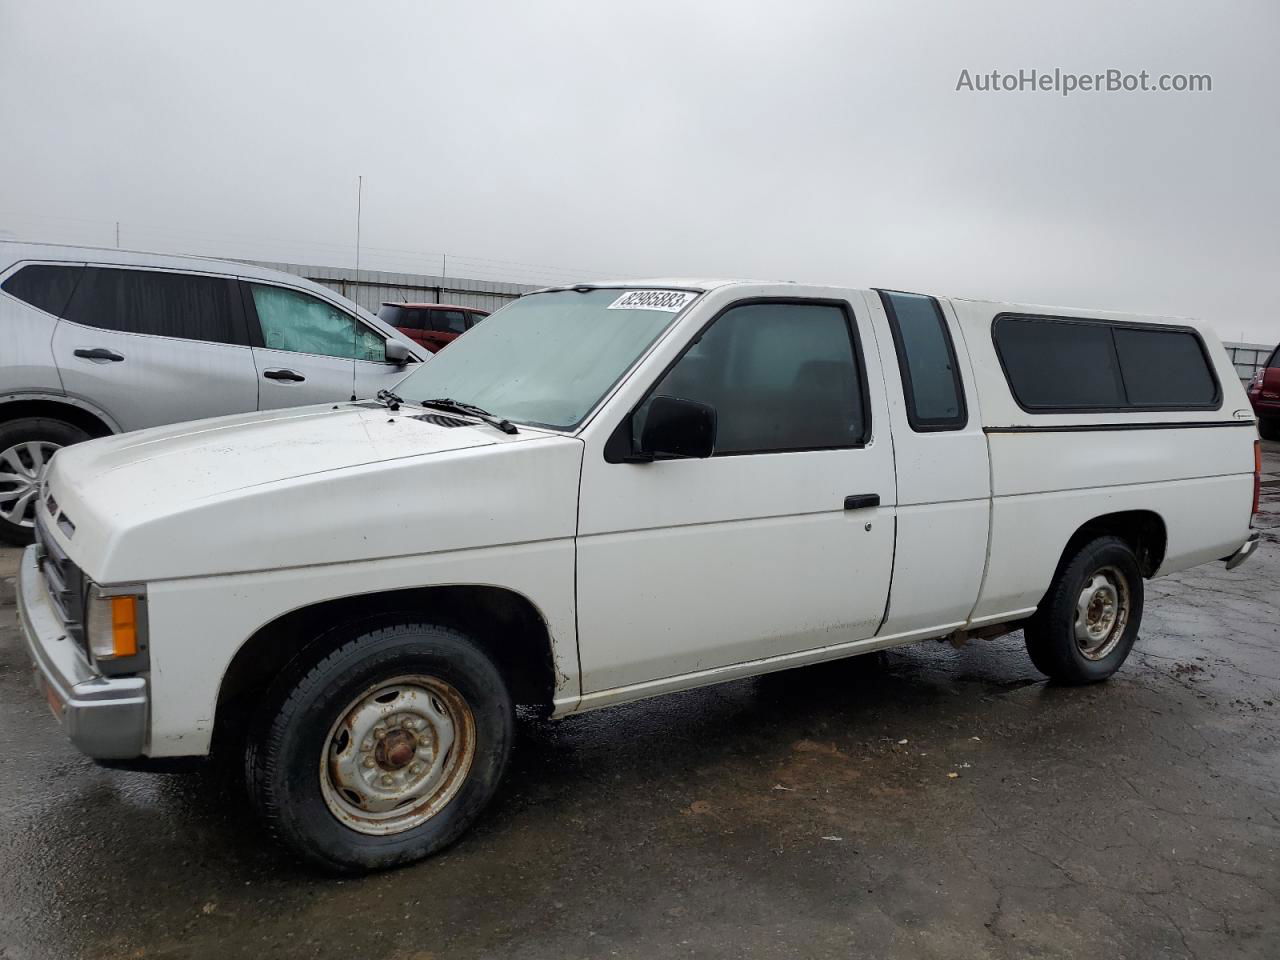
[1023,535,1144,684]
[245,622,514,875]
[0,417,91,545]
[1260,418,1280,442]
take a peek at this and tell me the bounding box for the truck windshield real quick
[392,288,698,430]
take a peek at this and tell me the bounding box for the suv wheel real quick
[0,417,91,545]
[246,621,514,874]
[1023,535,1144,684]
[1260,418,1280,442]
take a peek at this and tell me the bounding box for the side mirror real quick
[385,339,411,365]
[637,395,716,460]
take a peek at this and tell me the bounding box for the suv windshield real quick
[392,288,698,429]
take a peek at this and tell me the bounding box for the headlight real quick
[86,584,146,661]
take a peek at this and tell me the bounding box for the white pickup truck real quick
[18,281,1261,873]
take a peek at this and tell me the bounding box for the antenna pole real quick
[351,175,363,401]
[355,176,363,275]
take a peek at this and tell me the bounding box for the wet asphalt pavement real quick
[2,446,1278,960]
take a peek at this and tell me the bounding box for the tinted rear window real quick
[434,310,468,333]
[993,317,1126,409]
[993,315,1220,411]
[1113,327,1218,406]
[65,267,240,344]
[378,304,422,329]
[2,264,85,316]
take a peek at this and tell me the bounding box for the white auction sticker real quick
[607,290,697,312]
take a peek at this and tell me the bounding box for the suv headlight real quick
[86,584,147,663]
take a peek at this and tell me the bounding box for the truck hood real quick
[44,403,584,583]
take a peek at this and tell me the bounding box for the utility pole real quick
[442,253,447,281]
[115,221,120,248]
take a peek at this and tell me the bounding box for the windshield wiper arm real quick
[375,388,403,411]
[420,398,519,435]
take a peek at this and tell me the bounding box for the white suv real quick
[0,241,425,543]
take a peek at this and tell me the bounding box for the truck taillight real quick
[1254,439,1263,520]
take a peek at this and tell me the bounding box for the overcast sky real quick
[2,0,1277,342]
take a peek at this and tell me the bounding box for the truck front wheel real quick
[246,622,514,874]
[1023,535,1144,684]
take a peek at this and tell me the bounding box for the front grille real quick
[34,511,87,651]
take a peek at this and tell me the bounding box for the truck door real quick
[868,290,991,636]
[575,296,897,694]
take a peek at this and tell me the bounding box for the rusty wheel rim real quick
[1073,566,1130,661]
[319,674,476,835]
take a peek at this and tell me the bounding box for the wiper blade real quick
[420,397,519,435]
[375,388,403,411]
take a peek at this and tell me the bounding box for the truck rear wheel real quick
[1023,535,1144,684]
[245,622,514,874]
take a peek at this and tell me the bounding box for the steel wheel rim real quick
[0,441,60,527]
[319,674,476,836]
[1073,565,1130,661]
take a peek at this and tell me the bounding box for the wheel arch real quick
[1054,509,1168,582]
[0,394,118,437]
[213,583,560,752]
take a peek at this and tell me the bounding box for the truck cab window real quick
[880,291,967,431]
[637,301,868,454]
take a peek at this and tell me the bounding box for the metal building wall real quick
[246,259,1276,385]
[1225,341,1274,383]
[245,261,538,315]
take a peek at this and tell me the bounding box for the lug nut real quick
[373,725,386,739]
[381,774,394,787]
[408,762,422,775]
[402,717,417,730]
[363,757,376,769]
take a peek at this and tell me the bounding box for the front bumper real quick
[1225,532,1261,572]
[16,546,147,759]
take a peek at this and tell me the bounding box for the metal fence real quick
[1225,342,1275,384]
[245,261,538,315]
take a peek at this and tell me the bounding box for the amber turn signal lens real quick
[110,595,139,658]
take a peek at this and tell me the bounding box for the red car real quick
[1247,344,1280,440]
[376,302,489,353]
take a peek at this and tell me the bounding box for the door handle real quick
[263,369,306,382]
[844,494,881,510]
[73,348,124,362]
